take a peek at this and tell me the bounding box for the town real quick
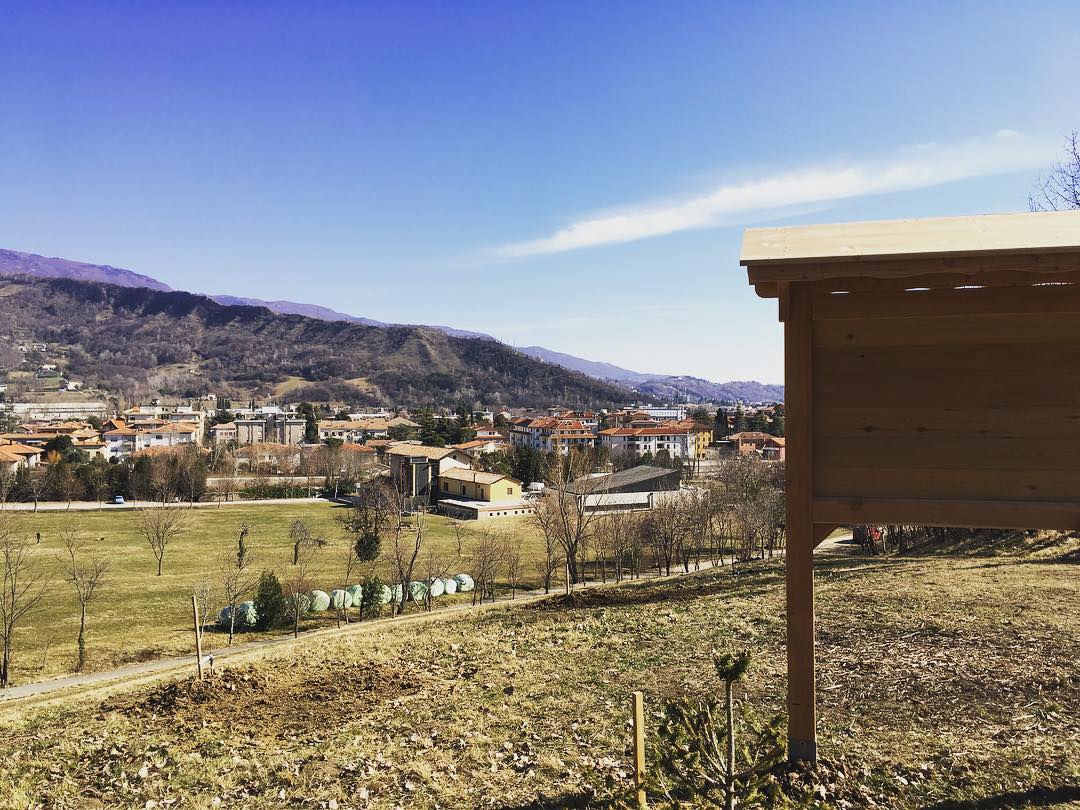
[1,5,1078,809]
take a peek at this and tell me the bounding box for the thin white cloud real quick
[490,131,1055,258]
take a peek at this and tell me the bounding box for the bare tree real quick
[283,517,328,638]
[26,471,48,512]
[0,470,14,510]
[535,523,563,594]
[644,494,692,576]
[220,523,257,645]
[0,516,48,687]
[450,519,471,559]
[59,522,110,671]
[598,510,642,583]
[1030,132,1080,211]
[469,526,504,605]
[289,518,327,565]
[385,507,426,615]
[531,451,603,585]
[138,506,191,576]
[504,536,525,599]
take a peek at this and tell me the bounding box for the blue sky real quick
[2,2,1079,384]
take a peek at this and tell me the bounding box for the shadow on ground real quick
[926,784,1080,809]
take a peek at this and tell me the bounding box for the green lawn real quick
[3,502,545,684]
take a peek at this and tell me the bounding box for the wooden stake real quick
[632,690,647,809]
[191,594,204,680]
[564,560,571,595]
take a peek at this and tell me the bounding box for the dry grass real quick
[2,503,545,684]
[1,538,1077,808]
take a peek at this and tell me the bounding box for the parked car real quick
[112,495,125,505]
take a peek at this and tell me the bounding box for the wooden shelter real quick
[740,210,1080,762]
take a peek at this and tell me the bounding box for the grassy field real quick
[3,502,546,684]
[0,535,1076,808]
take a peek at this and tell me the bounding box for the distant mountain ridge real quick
[0,247,783,403]
[0,248,173,292]
[0,275,631,408]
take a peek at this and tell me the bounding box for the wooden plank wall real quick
[811,284,1080,503]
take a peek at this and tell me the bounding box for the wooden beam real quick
[813,524,839,547]
[814,497,1080,531]
[812,283,1080,320]
[784,283,816,763]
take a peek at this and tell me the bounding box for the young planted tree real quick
[219,523,257,645]
[252,571,287,631]
[0,517,48,688]
[655,650,783,809]
[289,518,327,565]
[283,536,319,639]
[503,536,525,599]
[138,506,191,576]
[59,523,111,671]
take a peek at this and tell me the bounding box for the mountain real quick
[0,248,173,292]
[514,346,657,384]
[210,295,496,340]
[516,346,783,403]
[0,247,782,402]
[0,275,633,408]
[633,376,785,404]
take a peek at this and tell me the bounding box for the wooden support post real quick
[565,561,571,595]
[632,690,647,809]
[784,284,817,762]
[191,594,204,681]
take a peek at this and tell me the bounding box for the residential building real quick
[385,444,471,504]
[437,468,522,502]
[436,468,531,520]
[508,416,596,454]
[209,422,238,444]
[235,413,306,446]
[724,431,786,460]
[598,422,702,460]
[0,441,41,471]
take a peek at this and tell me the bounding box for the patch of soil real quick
[533,564,784,610]
[104,658,426,738]
[815,619,1080,732]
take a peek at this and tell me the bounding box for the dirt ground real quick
[1,535,1077,809]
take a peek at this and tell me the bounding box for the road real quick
[0,533,852,707]
[0,496,331,512]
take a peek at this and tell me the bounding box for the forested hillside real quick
[0,276,633,408]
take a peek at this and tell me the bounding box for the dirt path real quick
[0,496,329,512]
[0,534,852,710]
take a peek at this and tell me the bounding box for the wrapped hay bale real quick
[345,584,364,605]
[307,589,331,612]
[442,577,458,595]
[453,573,475,592]
[330,589,352,609]
[286,592,311,619]
[408,580,428,601]
[374,584,393,605]
[218,601,258,629]
[390,583,404,603]
[428,578,445,598]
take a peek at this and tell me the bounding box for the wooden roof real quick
[742,211,1080,297]
[741,211,1080,267]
